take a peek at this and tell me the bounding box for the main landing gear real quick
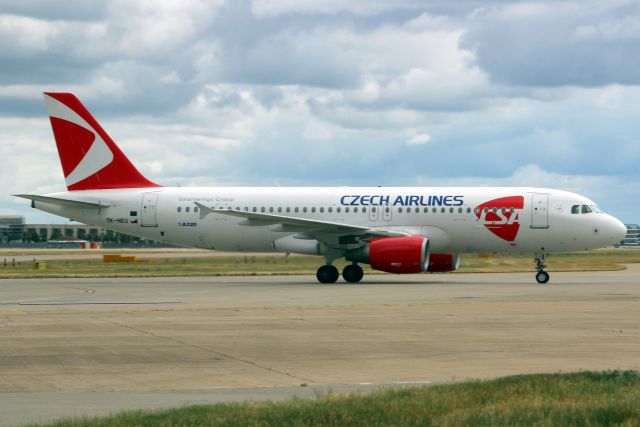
[342,264,364,283]
[315,263,364,284]
[316,264,339,284]
[534,253,550,284]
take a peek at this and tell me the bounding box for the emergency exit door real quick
[530,193,549,229]
[141,193,159,227]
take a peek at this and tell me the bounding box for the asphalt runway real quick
[1,267,639,426]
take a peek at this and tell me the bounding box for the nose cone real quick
[607,215,627,245]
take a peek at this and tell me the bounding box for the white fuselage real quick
[33,186,625,255]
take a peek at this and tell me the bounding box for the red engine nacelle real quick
[427,253,460,272]
[348,236,430,274]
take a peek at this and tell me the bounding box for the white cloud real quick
[407,133,431,145]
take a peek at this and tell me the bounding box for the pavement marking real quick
[18,301,182,305]
[392,381,432,385]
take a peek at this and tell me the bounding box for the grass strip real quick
[0,249,639,279]
[32,370,640,427]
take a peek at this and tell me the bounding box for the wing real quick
[194,202,408,244]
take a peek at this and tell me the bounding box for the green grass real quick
[0,249,639,278]
[32,370,640,427]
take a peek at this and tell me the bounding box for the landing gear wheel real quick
[316,265,339,284]
[534,252,550,284]
[535,271,550,284]
[342,264,364,283]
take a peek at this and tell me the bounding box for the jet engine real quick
[347,236,430,274]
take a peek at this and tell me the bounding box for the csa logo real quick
[475,196,524,242]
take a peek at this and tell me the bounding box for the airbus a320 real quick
[16,93,627,284]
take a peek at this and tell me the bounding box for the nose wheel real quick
[534,253,550,284]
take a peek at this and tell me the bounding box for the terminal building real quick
[1,215,110,244]
[0,216,26,242]
[619,224,640,247]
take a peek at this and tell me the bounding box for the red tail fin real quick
[43,92,161,191]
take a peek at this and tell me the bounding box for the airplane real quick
[15,93,627,284]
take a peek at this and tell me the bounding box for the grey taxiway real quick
[0,267,639,425]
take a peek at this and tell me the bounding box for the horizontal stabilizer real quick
[14,194,110,209]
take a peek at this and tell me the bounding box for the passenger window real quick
[261,207,266,213]
[269,207,274,213]
[177,207,182,212]
[252,207,257,212]
[372,207,376,213]
[320,207,324,213]
[328,207,332,213]
[311,207,316,213]
[424,207,429,213]
[458,207,463,213]
[432,207,437,213]
[354,207,358,213]
[286,207,290,213]
[186,207,190,213]
[450,207,454,213]
[362,207,367,213]
[278,207,282,213]
[295,207,299,213]
[337,207,341,213]
[441,207,446,213]
[398,207,403,213]
[345,207,350,213]
[194,207,199,212]
[303,207,308,213]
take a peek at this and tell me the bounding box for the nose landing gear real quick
[534,253,550,284]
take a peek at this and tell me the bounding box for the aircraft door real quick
[141,193,159,227]
[531,193,549,229]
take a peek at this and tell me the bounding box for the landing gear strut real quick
[342,264,364,283]
[316,264,339,284]
[534,253,550,284]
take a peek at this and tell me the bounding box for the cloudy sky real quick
[1,0,639,223]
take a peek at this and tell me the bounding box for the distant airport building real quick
[0,215,118,244]
[619,224,640,247]
[0,216,25,242]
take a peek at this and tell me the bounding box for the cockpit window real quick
[590,205,603,213]
[571,205,580,214]
[581,205,592,214]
